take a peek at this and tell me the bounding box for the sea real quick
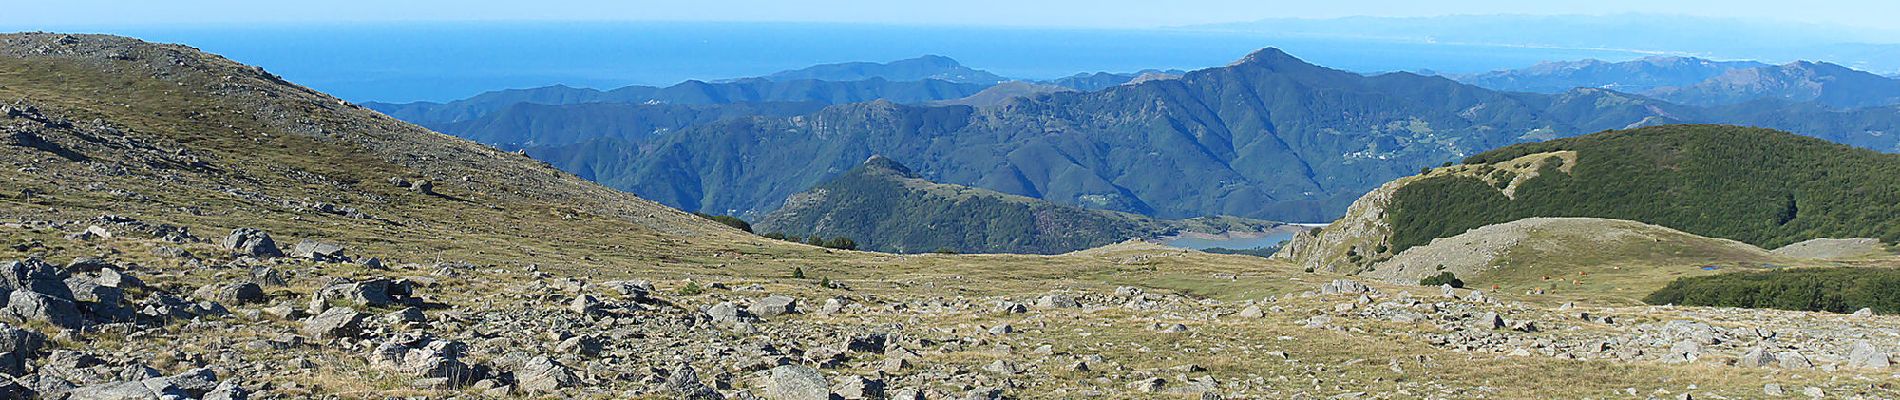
[39,22,1658,103]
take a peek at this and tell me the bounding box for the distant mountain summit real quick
[754,157,1284,254]
[1645,61,1900,108]
[1454,56,1767,93]
[760,55,1008,84]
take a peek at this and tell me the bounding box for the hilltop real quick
[754,156,1285,254]
[1278,124,1900,274]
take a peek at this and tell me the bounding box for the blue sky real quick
[9,0,1900,30]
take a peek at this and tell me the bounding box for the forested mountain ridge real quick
[754,156,1287,254]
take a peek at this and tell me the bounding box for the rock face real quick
[764,365,830,400]
[221,228,282,258]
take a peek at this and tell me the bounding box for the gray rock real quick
[1036,294,1080,308]
[515,356,578,393]
[1848,340,1890,369]
[1236,305,1265,319]
[221,228,282,258]
[763,365,829,400]
[193,282,265,305]
[95,268,140,289]
[6,290,85,329]
[833,376,884,400]
[1776,351,1813,369]
[289,239,347,261]
[662,364,723,400]
[301,307,366,339]
[0,323,44,376]
[706,302,751,324]
[1853,308,1874,317]
[1663,340,1701,363]
[1320,279,1371,295]
[570,294,601,316]
[371,338,476,386]
[750,295,798,317]
[1737,347,1777,367]
[1473,312,1505,330]
[1764,383,1784,396]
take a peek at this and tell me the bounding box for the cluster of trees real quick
[1203,245,1283,258]
[1420,272,1465,288]
[1644,267,1900,314]
[761,232,858,250]
[692,212,753,232]
[1387,125,1900,254]
[691,212,858,250]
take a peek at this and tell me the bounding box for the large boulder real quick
[3,258,74,299]
[750,295,799,318]
[513,356,578,393]
[6,291,85,329]
[661,364,723,400]
[221,228,282,258]
[289,240,347,261]
[1848,340,1891,369]
[308,278,414,312]
[193,283,266,305]
[0,323,45,376]
[302,307,366,339]
[371,337,478,387]
[763,365,829,400]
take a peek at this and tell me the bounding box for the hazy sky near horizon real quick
[9,0,1900,30]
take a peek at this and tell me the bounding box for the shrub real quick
[677,281,705,296]
[791,266,806,279]
[1420,272,1464,288]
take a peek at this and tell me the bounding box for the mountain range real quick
[493,49,1900,225]
[1448,56,1768,93]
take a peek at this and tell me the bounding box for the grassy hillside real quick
[1389,125,1900,255]
[754,156,1284,254]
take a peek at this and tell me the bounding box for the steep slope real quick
[753,156,1286,254]
[0,33,741,256]
[364,78,987,129]
[1454,56,1767,94]
[538,48,1697,222]
[759,54,1007,84]
[1279,125,1900,273]
[1645,61,1900,108]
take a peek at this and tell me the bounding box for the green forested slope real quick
[1388,125,1900,253]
